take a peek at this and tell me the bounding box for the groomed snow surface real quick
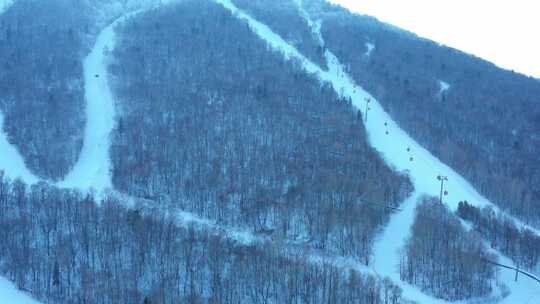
[0,277,40,304]
[0,0,13,14]
[0,114,39,185]
[216,0,540,302]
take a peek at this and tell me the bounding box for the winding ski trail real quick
[1,0,539,302]
[216,0,540,302]
[57,11,144,193]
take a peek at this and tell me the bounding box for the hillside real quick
[0,0,538,303]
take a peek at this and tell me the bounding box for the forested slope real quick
[0,0,539,303]
[109,0,411,263]
[0,175,407,304]
[308,1,540,227]
[0,0,89,180]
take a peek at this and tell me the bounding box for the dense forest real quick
[0,0,163,180]
[458,201,540,272]
[400,198,496,301]
[230,0,327,68]
[1,0,539,303]
[0,172,409,304]
[311,1,540,227]
[109,0,411,264]
[0,0,90,180]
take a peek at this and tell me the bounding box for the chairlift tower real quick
[437,175,448,204]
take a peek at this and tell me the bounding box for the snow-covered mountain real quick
[1,0,539,303]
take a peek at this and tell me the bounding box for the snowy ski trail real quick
[0,113,39,184]
[0,277,41,304]
[57,13,133,193]
[217,0,540,302]
[0,0,12,14]
[1,0,538,302]
[58,1,178,194]
[294,2,540,302]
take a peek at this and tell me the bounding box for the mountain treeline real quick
[0,0,90,180]
[311,1,540,227]
[458,201,540,272]
[400,197,496,301]
[109,0,411,265]
[0,172,409,304]
[230,0,327,68]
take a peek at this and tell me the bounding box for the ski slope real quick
[216,0,540,302]
[0,0,538,302]
[0,114,39,184]
[57,6,159,193]
[0,0,12,14]
[0,277,41,304]
[57,15,125,192]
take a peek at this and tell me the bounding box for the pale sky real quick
[329,0,540,78]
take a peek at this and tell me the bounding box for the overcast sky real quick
[329,0,540,78]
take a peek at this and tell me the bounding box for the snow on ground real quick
[0,0,13,14]
[116,191,379,278]
[293,0,324,47]
[57,16,122,192]
[0,113,39,184]
[491,253,540,304]
[57,8,153,194]
[1,5,43,304]
[365,42,375,57]
[439,80,450,94]
[215,0,540,302]
[58,0,179,194]
[0,0,37,186]
[0,277,41,304]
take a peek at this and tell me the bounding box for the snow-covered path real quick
[57,15,126,192]
[216,0,540,302]
[58,1,176,194]
[0,114,39,184]
[0,277,41,304]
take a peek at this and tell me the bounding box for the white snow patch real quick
[294,0,324,47]
[365,42,375,57]
[0,113,39,184]
[0,276,41,304]
[0,0,13,14]
[439,80,450,94]
[57,10,146,194]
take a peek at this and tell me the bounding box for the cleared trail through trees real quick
[217,0,540,302]
[114,191,380,278]
[57,12,138,193]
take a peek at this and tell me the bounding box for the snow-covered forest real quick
[0,0,539,303]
